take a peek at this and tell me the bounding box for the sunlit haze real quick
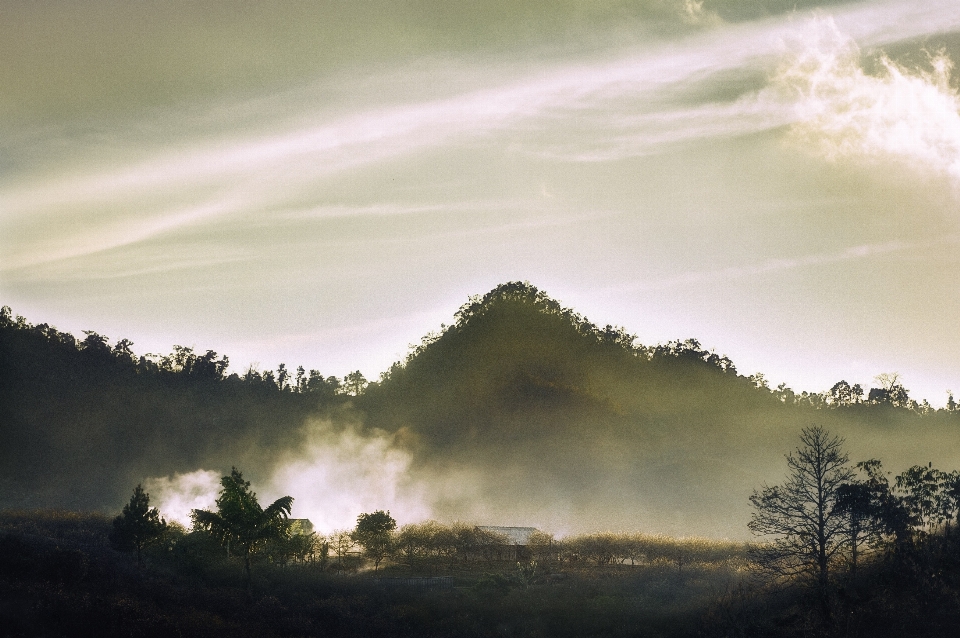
[4,1,960,533]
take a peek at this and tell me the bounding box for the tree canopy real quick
[109,484,167,567]
[191,468,293,587]
[352,510,396,571]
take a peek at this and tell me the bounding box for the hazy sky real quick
[3,0,960,404]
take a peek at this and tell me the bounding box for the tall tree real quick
[827,380,862,406]
[871,372,910,407]
[352,510,396,571]
[749,426,854,615]
[833,482,872,574]
[110,484,167,567]
[342,371,368,396]
[192,468,293,589]
[896,463,943,538]
[939,470,960,537]
[851,459,914,553]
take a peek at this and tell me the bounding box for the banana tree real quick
[192,468,293,590]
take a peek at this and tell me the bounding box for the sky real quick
[3,0,960,405]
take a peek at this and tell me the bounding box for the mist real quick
[131,283,960,540]
[143,397,960,540]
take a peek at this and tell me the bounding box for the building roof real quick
[476,526,539,545]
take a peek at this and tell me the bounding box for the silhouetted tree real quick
[871,372,910,408]
[834,480,877,574]
[896,463,943,538]
[775,382,796,404]
[193,349,228,379]
[352,510,396,571]
[110,484,167,567]
[330,530,355,571]
[277,363,290,391]
[939,470,960,536]
[191,468,293,589]
[749,426,854,614]
[851,459,914,553]
[828,380,862,406]
[112,338,136,365]
[342,371,368,396]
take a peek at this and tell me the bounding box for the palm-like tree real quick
[192,468,293,590]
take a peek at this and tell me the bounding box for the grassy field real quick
[0,510,756,638]
[9,509,960,637]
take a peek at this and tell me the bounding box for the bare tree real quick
[328,530,353,571]
[749,426,854,612]
[871,372,910,407]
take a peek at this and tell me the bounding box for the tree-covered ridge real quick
[0,305,347,396]
[2,283,958,532]
[388,282,736,382]
[361,282,954,460]
[374,282,945,414]
[0,306,351,513]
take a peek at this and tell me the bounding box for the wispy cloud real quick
[4,0,960,272]
[776,16,960,185]
[1,198,241,272]
[610,238,950,293]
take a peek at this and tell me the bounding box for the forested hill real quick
[0,306,347,511]
[359,283,960,534]
[2,285,959,535]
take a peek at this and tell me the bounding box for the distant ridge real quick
[1,286,957,537]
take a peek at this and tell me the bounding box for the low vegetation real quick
[7,422,960,637]
[0,507,748,637]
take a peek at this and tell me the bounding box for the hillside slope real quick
[3,285,959,537]
[359,283,960,536]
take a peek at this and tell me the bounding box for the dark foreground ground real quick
[0,511,747,638]
[5,511,960,638]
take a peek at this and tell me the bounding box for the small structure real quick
[476,526,539,561]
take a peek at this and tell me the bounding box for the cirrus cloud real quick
[777,16,960,184]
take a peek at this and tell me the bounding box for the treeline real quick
[0,506,735,638]
[376,283,953,415]
[271,523,751,573]
[392,525,750,572]
[0,306,359,511]
[0,305,363,397]
[100,468,752,581]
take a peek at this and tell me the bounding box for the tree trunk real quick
[851,530,858,575]
[818,556,832,622]
[244,551,252,597]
